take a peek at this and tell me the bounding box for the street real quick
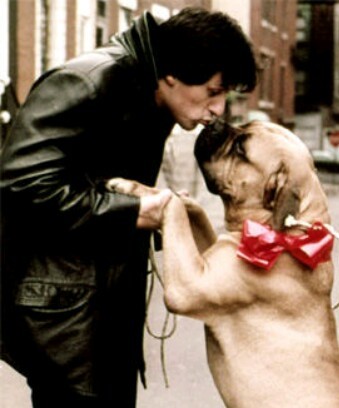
[1,165,339,408]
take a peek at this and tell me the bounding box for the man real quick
[0,7,257,407]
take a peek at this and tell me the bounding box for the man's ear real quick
[164,75,177,87]
[263,164,300,231]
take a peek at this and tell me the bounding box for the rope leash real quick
[146,234,177,388]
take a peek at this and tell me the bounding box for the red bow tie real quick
[237,219,334,270]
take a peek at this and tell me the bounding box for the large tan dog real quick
[108,120,339,407]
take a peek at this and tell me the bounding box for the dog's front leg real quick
[161,195,216,315]
[180,195,217,253]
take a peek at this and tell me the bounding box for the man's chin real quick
[179,121,203,132]
[178,122,195,131]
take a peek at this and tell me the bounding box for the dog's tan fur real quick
[109,120,339,408]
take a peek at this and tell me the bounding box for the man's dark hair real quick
[155,7,258,92]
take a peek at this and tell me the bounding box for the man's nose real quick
[209,93,227,117]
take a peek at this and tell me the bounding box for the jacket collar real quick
[113,11,160,90]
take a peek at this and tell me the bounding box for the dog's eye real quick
[232,134,248,160]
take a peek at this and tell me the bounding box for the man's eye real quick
[209,89,223,97]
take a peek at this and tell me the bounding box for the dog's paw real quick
[105,177,159,197]
[106,177,130,194]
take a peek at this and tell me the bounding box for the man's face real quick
[156,72,227,130]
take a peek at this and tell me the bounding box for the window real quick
[278,65,286,115]
[97,0,106,17]
[296,5,311,43]
[117,0,137,31]
[259,52,275,108]
[96,26,104,46]
[262,0,276,25]
[295,71,307,97]
[119,7,133,32]
[151,4,170,21]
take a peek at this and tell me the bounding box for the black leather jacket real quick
[0,12,174,398]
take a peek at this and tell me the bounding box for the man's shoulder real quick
[61,46,138,94]
[64,46,132,76]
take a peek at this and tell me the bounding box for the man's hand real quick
[106,177,173,229]
[138,189,173,229]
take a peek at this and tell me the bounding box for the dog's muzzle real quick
[194,118,240,165]
[194,118,226,165]
[194,118,240,195]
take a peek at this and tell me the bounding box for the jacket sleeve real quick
[0,68,140,233]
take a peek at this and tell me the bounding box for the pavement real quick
[1,126,339,407]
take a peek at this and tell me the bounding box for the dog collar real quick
[237,219,334,270]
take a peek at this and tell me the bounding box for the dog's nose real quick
[194,118,236,164]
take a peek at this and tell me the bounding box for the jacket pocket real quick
[15,280,97,396]
[15,280,94,312]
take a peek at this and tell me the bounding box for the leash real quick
[284,215,339,312]
[146,233,177,388]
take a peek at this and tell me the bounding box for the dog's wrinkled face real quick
[194,119,318,231]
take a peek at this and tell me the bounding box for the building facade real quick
[248,0,297,127]
[2,0,301,142]
[293,0,339,154]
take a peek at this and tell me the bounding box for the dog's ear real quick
[263,164,300,231]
